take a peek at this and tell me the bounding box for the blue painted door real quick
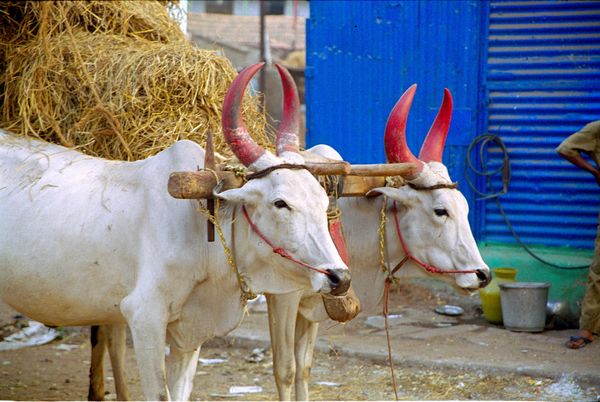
[306,0,486,229]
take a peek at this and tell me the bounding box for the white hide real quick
[265,144,490,400]
[0,131,348,401]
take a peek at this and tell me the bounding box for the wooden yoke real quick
[168,162,416,200]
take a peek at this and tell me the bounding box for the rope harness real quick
[241,205,331,276]
[379,180,478,400]
[242,164,335,277]
[196,196,256,304]
[390,199,478,276]
[198,163,335,304]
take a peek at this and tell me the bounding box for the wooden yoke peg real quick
[204,131,216,242]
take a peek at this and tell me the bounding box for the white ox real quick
[266,84,491,400]
[86,85,492,401]
[0,63,350,401]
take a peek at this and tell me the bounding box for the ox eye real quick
[274,199,290,209]
[434,208,448,217]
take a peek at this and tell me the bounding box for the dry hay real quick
[0,1,269,161]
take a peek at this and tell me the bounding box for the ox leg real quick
[88,325,130,401]
[165,324,201,401]
[293,315,319,401]
[266,291,303,401]
[106,324,130,401]
[88,325,107,401]
[121,295,170,401]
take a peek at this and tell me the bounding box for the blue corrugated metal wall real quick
[306,1,486,225]
[483,0,600,249]
[307,0,600,250]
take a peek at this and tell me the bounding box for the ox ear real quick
[366,186,419,207]
[214,185,260,206]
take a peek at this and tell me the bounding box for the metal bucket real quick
[499,282,551,332]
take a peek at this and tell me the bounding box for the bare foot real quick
[566,330,593,349]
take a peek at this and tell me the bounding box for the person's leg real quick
[567,222,600,349]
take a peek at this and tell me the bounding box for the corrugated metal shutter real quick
[483,0,600,249]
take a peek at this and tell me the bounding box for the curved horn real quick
[274,64,301,156]
[222,62,266,167]
[419,88,453,162]
[384,84,421,169]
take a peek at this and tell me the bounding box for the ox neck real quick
[339,197,392,312]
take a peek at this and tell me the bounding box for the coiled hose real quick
[465,134,589,270]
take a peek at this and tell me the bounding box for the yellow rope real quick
[385,175,405,189]
[379,175,401,276]
[327,206,342,220]
[220,161,249,179]
[197,169,256,304]
[378,195,399,285]
[379,194,400,400]
[379,195,388,275]
[318,174,340,198]
[318,174,342,220]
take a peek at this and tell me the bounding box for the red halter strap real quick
[391,201,478,275]
[241,205,332,276]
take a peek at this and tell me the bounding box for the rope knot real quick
[273,247,286,256]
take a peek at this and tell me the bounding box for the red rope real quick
[241,205,331,276]
[391,201,478,275]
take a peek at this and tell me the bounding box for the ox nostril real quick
[326,268,351,296]
[476,269,491,287]
[328,270,340,286]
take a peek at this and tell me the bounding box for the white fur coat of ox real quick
[0,130,348,400]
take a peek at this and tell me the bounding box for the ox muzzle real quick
[326,268,351,296]
[475,268,491,289]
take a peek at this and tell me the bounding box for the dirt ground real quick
[1,281,599,401]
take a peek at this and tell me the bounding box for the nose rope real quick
[391,200,478,275]
[241,205,333,277]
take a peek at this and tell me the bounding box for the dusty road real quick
[1,281,598,401]
[0,329,594,401]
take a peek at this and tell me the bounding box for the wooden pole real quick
[349,163,416,177]
[304,161,351,175]
[168,170,402,200]
[168,171,244,200]
[340,176,388,197]
[167,162,415,200]
[204,131,216,242]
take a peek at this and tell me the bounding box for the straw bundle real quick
[0,1,268,161]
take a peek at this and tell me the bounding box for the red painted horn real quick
[384,84,423,177]
[419,88,453,162]
[274,63,300,156]
[222,62,266,167]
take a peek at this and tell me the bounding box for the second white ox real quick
[0,63,350,401]
[267,84,491,400]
